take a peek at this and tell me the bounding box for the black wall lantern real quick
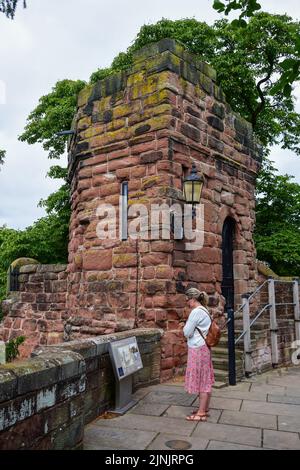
[183,163,204,218]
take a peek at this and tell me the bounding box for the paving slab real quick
[141,390,196,406]
[285,387,300,397]
[93,413,197,435]
[241,400,300,417]
[129,403,169,417]
[219,410,277,430]
[83,366,300,450]
[267,378,300,388]
[227,382,252,392]
[192,422,262,447]
[278,415,300,433]
[249,383,286,395]
[207,440,263,450]
[193,396,242,411]
[84,425,156,450]
[163,406,221,424]
[268,394,300,405]
[212,389,267,402]
[263,430,300,450]
[145,384,185,394]
[146,433,209,450]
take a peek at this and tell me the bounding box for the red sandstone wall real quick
[0,264,68,357]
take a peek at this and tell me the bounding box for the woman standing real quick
[183,288,215,422]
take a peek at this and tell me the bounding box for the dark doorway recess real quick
[221,217,235,311]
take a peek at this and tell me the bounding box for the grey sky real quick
[0,0,300,229]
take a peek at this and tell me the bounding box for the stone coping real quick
[33,328,164,360]
[0,328,163,402]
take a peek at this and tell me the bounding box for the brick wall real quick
[0,264,68,357]
[0,328,162,450]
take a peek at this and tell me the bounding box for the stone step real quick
[214,367,244,384]
[213,368,229,381]
[212,381,228,389]
[218,338,244,351]
[212,347,244,358]
[212,357,243,371]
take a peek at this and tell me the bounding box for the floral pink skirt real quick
[185,344,215,394]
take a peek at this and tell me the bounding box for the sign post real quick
[108,337,143,414]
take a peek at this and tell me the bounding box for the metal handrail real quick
[273,279,295,284]
[235,303,271,344]
[232,280,268,318]
[275,302,295,306]
[247,280,269,303]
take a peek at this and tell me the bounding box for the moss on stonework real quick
[78,84,93,108]
[127,71,145,87]
[10,258,39,269]
[142,176,161,190]
[256,261,294,281]
[113,254,137,265]
[128,198,150,206]
[87,273,98,282]
[93,96,113,114]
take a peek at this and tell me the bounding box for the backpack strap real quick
[194,306,211,339]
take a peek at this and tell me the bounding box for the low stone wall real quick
[0,264,68,357]
[0,328,162,450]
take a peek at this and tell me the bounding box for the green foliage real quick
[0,0,26,19]
[6,336,25,362]
[213,0,262,21]
[0,149,5,167]
[107,14,300,155]
[19,79,86,160]
[254,160,300,276]
[212,0,300,97]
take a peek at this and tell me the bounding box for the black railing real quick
[227,308,236,386]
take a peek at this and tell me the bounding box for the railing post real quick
[227,308,236,386]
[0,341,6,365]
[268,277,279,367]
[242,294,252,376]
[293,278,300,341]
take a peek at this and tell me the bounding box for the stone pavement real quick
[84,366,300,450]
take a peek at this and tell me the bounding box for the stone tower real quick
[66,39,262,380]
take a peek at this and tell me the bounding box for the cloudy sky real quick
[0,0,300,229]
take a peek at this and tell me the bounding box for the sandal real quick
[186,413,207,422]
[191,409,210,417]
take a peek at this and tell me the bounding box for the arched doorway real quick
[221,217,236,311]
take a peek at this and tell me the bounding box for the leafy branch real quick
[0,0,26,19]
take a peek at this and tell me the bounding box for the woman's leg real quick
[199,392,210,414]
[206,392,212,413]
[186,392,208,421]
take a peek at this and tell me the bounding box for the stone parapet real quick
[0,328,162,449]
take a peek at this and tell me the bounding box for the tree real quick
[0,0,26,19]
[213,1,300,97]
[19,79,86,160]
[254,160,300,276]
[0,149,5,167]
[22,15,300,157]
[93,14,300,155]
